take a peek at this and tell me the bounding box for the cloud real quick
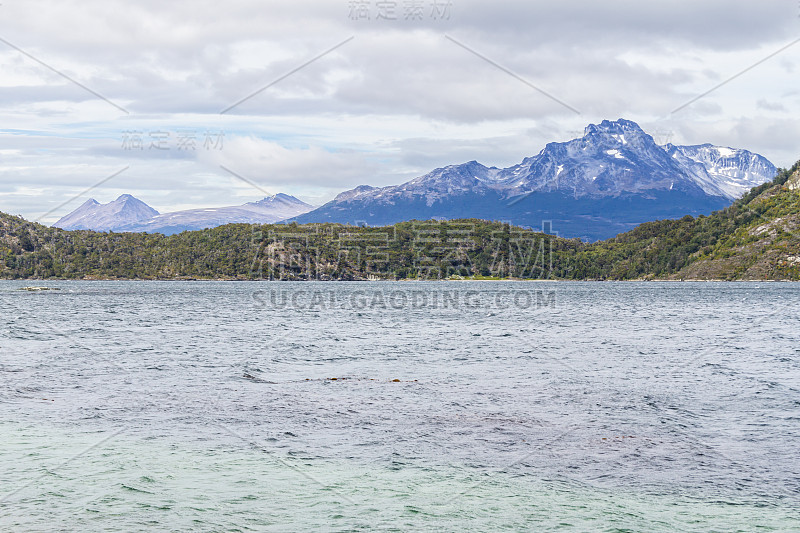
[200,135,382,188]
[0,0,799,222]
[1,0,797,119]
[757,99,788,112]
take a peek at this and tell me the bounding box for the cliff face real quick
[787,169,800,191]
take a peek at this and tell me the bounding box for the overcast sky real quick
[1,0,799,223]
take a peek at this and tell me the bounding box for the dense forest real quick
[2,161,799,281]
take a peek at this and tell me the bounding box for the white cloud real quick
[201,135,381,189]
[0,0,798,223]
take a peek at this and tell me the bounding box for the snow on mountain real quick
[664,143,777,199]
[50,120,778,241]
[497,119,709,198]
[119,193,315,234]
[53,194,160,232]
[333,185,380,202]
[293,119,778,241]
[321,162,499,216]
[53,193,314,235]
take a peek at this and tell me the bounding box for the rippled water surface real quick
[1,281,799,531]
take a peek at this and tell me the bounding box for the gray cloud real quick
[0,0,798,222]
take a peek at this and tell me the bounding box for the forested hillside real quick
[1,161,798,281]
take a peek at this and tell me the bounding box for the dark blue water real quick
[1,281,799,531]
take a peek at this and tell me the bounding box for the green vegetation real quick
[573,161,800,281]
[2,160,799,281]
[0,217,574,280]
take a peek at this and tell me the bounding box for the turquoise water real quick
[1,281,799,531]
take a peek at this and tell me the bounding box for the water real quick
[1,281,799,531]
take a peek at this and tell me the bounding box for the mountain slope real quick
[670,166,800,280]
[3,158,797,281]
[0,158,800,280]
[664,143,777,199]
[118,194,315,235]
[293,119,776,241]
[571,162,800,280]
[53,193,314,235]
[53,194,159,231]
[498,119,714,198]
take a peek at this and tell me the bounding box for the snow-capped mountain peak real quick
[292,119,777,240]
[53,194,315,235]
[54,194,159,232]
[248,193,310,208]
[664,143,777,199]
[584,118,645,138]
[495,119,695,197]
[334,185,379,202]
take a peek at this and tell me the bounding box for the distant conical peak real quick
[53,191,314,233]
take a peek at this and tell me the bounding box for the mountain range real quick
[54,193,315,235]
[52,119,777,241]
[5,160,799,281]
[53,194,159,232]
[291,119,777,240]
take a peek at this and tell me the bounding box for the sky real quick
[1,0,799,224]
